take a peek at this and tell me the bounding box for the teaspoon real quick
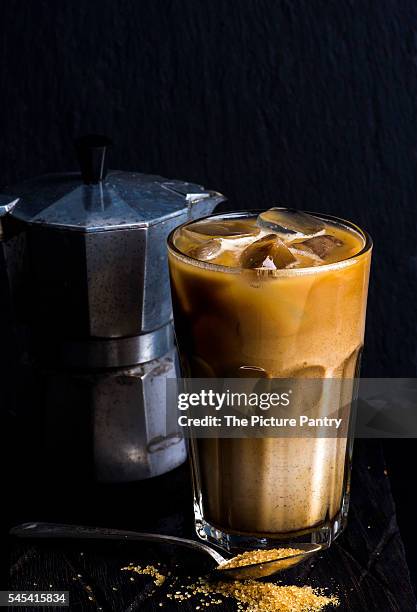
[10,522,322,581]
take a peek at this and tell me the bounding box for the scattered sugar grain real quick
[119,556,338,611]
[121,564,166,587]
[187,577,338,612]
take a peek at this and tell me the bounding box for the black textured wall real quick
[1,0,417,377]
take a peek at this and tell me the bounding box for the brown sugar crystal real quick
[121,559,339,611]
[217,548,304,569]
[121,564,166,587]
[192,578,339,611]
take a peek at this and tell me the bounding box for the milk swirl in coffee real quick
[168,208,371,544]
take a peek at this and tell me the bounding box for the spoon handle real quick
[9,522,226,566]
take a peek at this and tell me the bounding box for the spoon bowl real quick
[213,543,323,580]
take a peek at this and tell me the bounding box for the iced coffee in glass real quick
[167,208,372,550]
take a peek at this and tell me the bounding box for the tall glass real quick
[168,210,372,551]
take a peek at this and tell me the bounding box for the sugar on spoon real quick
[10,522,322,581]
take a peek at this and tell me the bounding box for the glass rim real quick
[167,209,373,276]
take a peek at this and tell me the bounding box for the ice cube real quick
[257,208,325,239]
[239,234,277,268]
[270,238,297,268]
[298,235,343,259]
[188,239,222,261]
[286,248,322,268]
[189,219,259,239]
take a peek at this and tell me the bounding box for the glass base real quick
[194,493,349,553]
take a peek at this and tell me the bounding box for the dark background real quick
[1,0,416,593]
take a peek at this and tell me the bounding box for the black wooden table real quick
[7,441,417,611]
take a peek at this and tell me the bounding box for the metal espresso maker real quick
[0,136,224,483]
